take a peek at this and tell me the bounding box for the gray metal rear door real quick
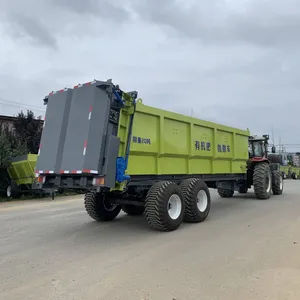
[35,90,72,173]
[59,83,111,173]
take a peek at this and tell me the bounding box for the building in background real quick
[0,115,44,132]
[0,115,17,132]
[286,153,300,167]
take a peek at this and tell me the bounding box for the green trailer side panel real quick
[120,102,249,176]
[7,154,38,185]
[291,166,300,176]
[280,166,290,174]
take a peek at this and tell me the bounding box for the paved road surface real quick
[1,181,300,300]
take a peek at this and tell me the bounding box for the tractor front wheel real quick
[253,163,272,200]
[272,170,283,195]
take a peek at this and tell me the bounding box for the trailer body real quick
[8,154,37,186]
[280,165,290,179]
[290,166,300,179]
[34,79,283,232]
[4,154,52,198]
[277,165,299,180]
[125,103,249,176]
[268,153,300,180]
[35,81,249,188]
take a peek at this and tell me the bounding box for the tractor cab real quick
[248,134,272,159]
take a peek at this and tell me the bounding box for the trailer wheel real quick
[291,172,298,180]
[179,178,211,223]
[6,185,12,198]
[217,188,234,198]
[84,192,121,222]
[7,182,21,198]
[253,163,272,199]
[145,181,185,232]
[272,170,283,195]
[122,204,144,216]
[238,186,248,194]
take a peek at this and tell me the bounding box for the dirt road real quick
[1,181,300,300]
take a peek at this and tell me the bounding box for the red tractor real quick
[218,134,283,199]
[239,134,283,199]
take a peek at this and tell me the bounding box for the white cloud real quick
[0,0,299,149]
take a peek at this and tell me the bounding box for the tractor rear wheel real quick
[145,181,185,232]
[84,192,121,221]
[217,188,234,198]
[253,163,272,199]
[272,170,283,195]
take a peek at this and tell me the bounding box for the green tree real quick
[13,110,43,154]
[0,123,26,188]
[0,123,26,169]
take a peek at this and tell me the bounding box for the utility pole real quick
[271,127,275,146]
[279,136,281,154]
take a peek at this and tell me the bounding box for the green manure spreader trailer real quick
[34,79,283,232]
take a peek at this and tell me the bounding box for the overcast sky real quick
[0,0,299,149]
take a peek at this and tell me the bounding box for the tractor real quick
[236,134,283,199]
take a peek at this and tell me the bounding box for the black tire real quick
[217,188,234,198]
[272,170,283,195]
[282,172,287,180]
[145,181,185,232]
[291,172,298,180]
[179,178,211,223]
[253,163,272,199]
[7,182,21,198]
[6,185,12,198]
[238,186,248,194]
[122,204,144,216]
[84,192,121,221]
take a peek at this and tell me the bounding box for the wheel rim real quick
[266,171,271,193]
[6,185,11,197]
[103,195,118,211]
[279,176,283,190]
[196,190,208,212]
[167,194,182,220]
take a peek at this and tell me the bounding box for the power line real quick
[0,98,45,114]
[0,97,45,109]
[0,101,45,113]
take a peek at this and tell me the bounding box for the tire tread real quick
[272,170,283,195]
[145,181,184,232]
[179,178,211,223]
[84,192,121,221]
[253,163,271,199]
[217,188,234,198]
